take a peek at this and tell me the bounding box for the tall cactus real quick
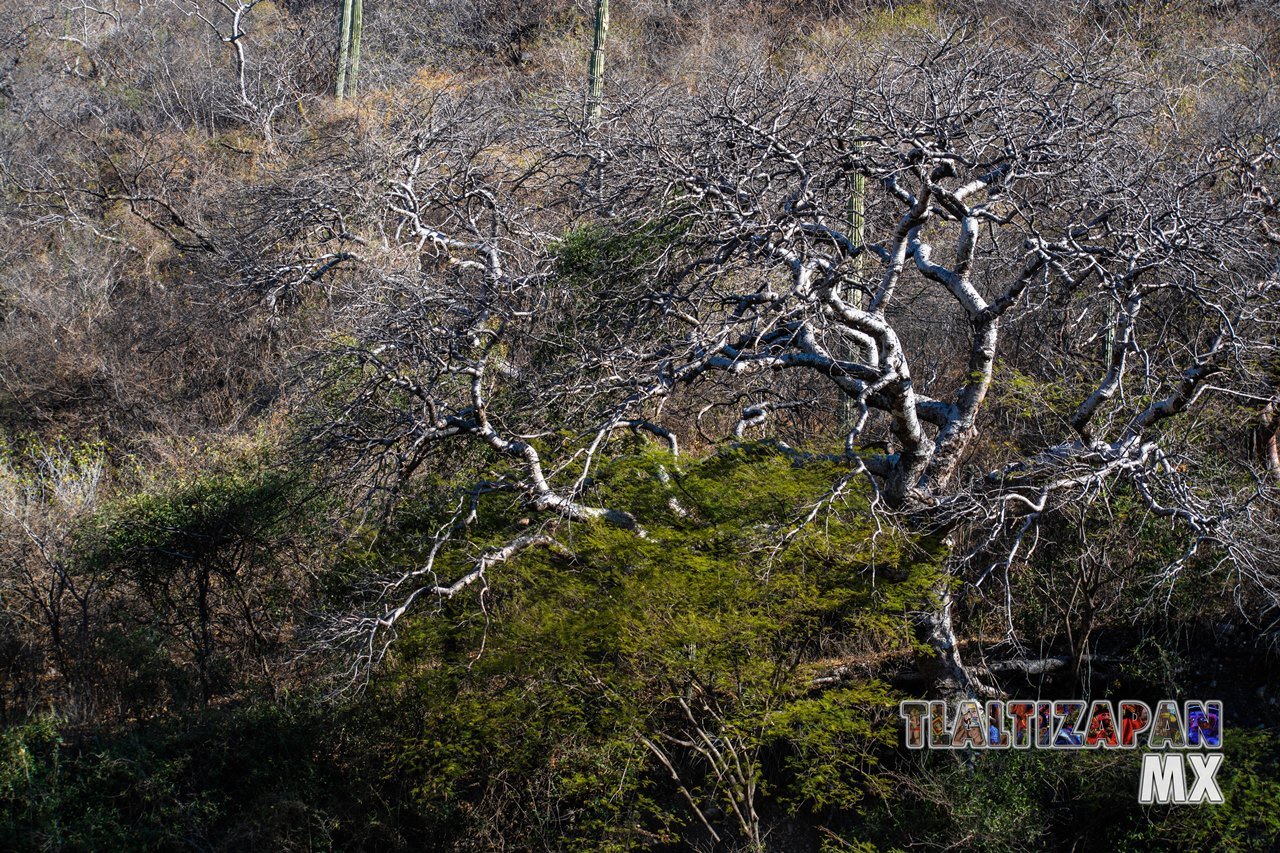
[335,0,363,100]
[838,150,867,437]
[1103,299,1118,373]
[586,0,609,127]
[335,0,354,100]
[348,0,363,97]
[848,165,866,286]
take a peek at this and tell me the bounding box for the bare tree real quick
[168,0,315,146]
[0,440,107,718]
[304,25,1280,708]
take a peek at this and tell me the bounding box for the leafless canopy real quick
[308,29,1280,692]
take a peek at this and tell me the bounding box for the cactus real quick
[348,0,363,97]
[336,0,354,100]
[335,0,363,100]
[586,0,609,126]
[848,164,866,288]
[838,151,867,436]
[1104,299,1118,373]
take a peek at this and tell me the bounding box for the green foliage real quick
[1145,729,1280,851]
[846,729,1280,852]
[89,469,285,571]
[991,364,1080,424]
[547,219,687,339]
[6,441,1278,851]
[0,718,63,836]
[551,220,675,290]
[67,448,318,713]
[2,441,934,850]
[0,704,406,852]
[367,443,940,848]
[764,686,897,813]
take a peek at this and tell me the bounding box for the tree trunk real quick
[915,582,995,700]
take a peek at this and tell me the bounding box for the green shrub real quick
[366,443,940,848]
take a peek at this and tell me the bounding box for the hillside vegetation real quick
[2,1,1280,850]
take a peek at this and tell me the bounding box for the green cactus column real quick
[1104,300,1117,372]
[348,0,363,97]
[839,154,867,436]
[335,0,363,99]
[336,0,354,99]
[586,0,609,126]
[848,166,866,286]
